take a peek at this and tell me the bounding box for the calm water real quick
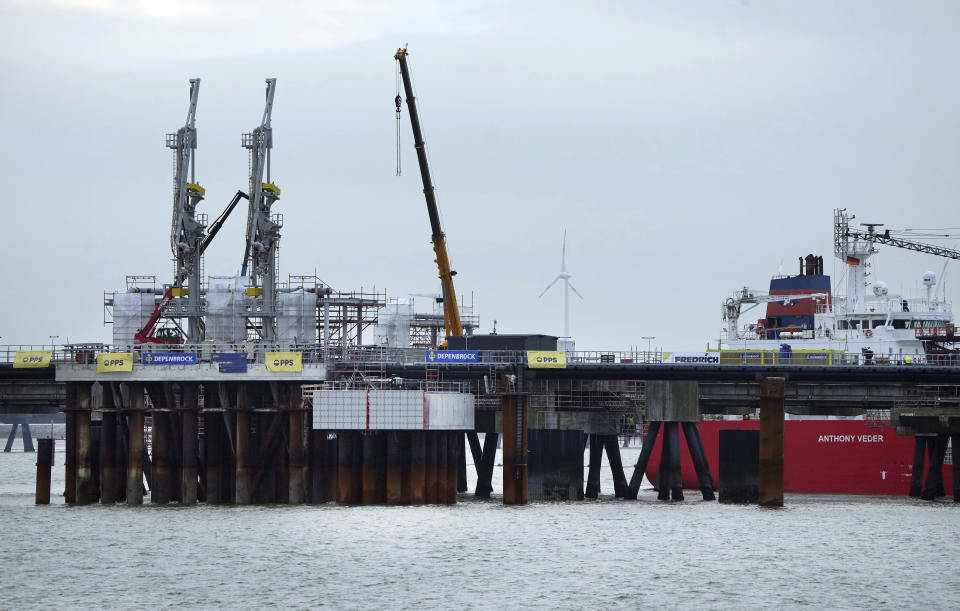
[2,438,958,609]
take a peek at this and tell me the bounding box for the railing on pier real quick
[3,343,960,368]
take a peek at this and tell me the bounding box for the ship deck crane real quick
[722,289,829,340]
[835,208,960,312]
[241,78,281,342]
[395,48,463,341]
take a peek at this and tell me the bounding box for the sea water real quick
[1,438,958,609]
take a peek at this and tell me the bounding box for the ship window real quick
[861,319,870,329]
[838,320,849,330]
[892,319,906,329]
[872,320,884,329]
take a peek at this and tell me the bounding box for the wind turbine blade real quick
[561,230,567,272]
[567,280,584,299]
[539,275,562,298]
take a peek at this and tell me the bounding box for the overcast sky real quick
[2,0,959,350]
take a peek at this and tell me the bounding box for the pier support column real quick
[656,424,671,500]
[502,391,528,506]
[100,409,119,504]
[626,421,661,500]
[126,384,145,505]
[181,383,199,504]
[424,433,438,504]
[909,436,927,497]
[666,422,683,501]
[151,411,174,504]
[683,422,716,501]
[585,434,603,499]
[475,432,498,498]
[953,435,960,503]
[921,434,948,500]
[410,431,426,504]
[35,438,54,505]
[457,433,468,493]
[603,435,628,498]
[64,409,76,504]
[288,385,307,504]
[74,384,94,505]
[235,387,252,505]
[386,431,403,505]
[308,430,330,504]
[362,433,378,505]
[205,411,225,504]
[758,376,785,507]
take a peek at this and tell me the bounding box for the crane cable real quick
[395,60,402,177]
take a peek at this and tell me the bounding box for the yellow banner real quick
[13,350,52,368]
[97,352,134,372]
[527,350,567,368]
[266,352,302,372]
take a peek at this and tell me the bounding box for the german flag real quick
[845,256,860,266]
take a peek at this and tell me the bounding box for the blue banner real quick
[142,352,198,366]
[426,349,479,364]
[212,352,248,373]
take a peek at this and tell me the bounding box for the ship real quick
[647,209,957,495]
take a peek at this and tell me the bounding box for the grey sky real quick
[2,1,959,349]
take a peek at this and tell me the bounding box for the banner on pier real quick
[527,350,567,368]
[212,352,248,373]
[97,352,134,372]
[13,350,52,368]
[267,352,302,372]
[426,350,479,363]
[142,353,197,366]
[662,352,720,364]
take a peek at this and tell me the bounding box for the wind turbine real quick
[538,230,583,337]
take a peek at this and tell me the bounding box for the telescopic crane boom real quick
[395,47,463,339]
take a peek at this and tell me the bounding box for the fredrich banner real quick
[266,352,302,372]
[662,352,720,364]
[425,350,479,363]
[142,353,198,366]
[13,350,52,368]
[527,350,567,368]
[97,352,134,372]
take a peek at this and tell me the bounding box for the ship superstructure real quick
[720,209,959,364]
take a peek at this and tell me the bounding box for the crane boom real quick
[166,78,205,343]
[241,78,281,342]
[395,47,463,339]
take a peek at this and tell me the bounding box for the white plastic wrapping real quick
[112,292,155,347]
[277,289,315,344]
[206,276,249,344]
[373,299,413,348]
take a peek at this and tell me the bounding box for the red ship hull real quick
[644,420,954,495]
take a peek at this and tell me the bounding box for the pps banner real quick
[97,352,134,373]
[13,350,52,368]
[266,352,302,372]
[527,350,567,368]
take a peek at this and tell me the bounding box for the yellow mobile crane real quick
[395,47,463,342]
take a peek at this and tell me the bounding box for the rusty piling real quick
[35,438,54,505]
[758,377,785,507]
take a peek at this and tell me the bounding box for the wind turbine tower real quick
[539,230,583,337]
